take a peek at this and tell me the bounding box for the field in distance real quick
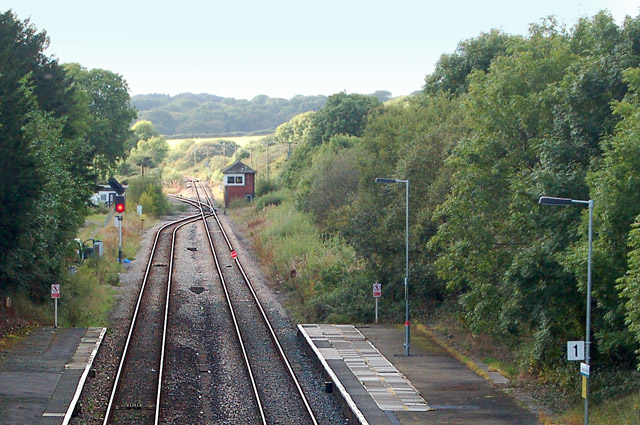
[167,135,271,150]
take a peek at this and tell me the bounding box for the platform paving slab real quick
[360,325,540,425]
[0,327,105,425]
[299,323,540,425]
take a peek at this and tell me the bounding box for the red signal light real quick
[114,195,125,213]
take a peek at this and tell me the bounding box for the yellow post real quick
[582,376,587,399]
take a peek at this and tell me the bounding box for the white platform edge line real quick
[298,325,370,425]
[62,327,107,425]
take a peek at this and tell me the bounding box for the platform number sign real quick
[567,341,585,361]
[51,284,60,299]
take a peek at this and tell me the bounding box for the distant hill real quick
[131,93,327,138]
[130,91,394,138]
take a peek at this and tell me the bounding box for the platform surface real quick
[0,327,105,425]
[299,324,540,425]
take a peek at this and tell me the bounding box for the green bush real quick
[255,178,278,197]
[255,190,287,210]
[61,260,115,327]
[228,197,250,209]
[126,175,170,217]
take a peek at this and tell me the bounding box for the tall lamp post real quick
[376,177,410,356]
[539,196,593,425]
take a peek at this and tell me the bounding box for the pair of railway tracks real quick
[102,181,318,424]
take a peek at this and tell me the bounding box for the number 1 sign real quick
[567,341,585,361]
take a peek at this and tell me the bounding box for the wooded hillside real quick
[131,91,393,138]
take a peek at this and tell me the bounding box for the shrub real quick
[255,178,278,197]
[250,200,368,323]
[255,190,287,210]
[61,260,115,327]
[228,197,250,209]
[126,175,170,217]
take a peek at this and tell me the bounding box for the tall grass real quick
[544,391,640,425]
[60,259,116,327]
[247,199,372,322]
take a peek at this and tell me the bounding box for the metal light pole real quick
[376,177,410,356]
[539,196,593,425]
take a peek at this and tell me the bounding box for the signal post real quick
[114,195,125,263]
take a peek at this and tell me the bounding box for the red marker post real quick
[51,284,60,328]
[231,250,237,259]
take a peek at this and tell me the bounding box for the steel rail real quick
[191,180,319,425]
[167,193,214,212]
[102,213,206,425]
[154,216,207,424]
[190,181,268,424]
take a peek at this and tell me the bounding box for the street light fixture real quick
[375,177,410,356]
[539,196,593,425]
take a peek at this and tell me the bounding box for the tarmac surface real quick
[299,323,540,425]
[0,327,105,425]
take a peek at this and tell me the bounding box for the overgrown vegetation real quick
[125,175,171,217]
[242,11,640,416]
[0,10,136,306]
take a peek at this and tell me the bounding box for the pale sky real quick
[6,1,639,100]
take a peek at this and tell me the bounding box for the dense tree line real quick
[276,12,640,378]
[131,91,393,138]
[132,92,327,137]
[0,10,135,301]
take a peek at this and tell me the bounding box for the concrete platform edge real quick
[297,325,369,425]
[62,327,106,424]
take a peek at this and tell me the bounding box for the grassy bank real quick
[3,210,150,329]
[235,197,375,323]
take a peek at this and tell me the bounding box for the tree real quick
[275,111,314,144]
[127,121,169,175]
[64,63,137,178]
[308,92,380,146]
[0,11,92,298]
[587,67,640,362]
[429,23,583,359]
[347,93,466,312]
[296,135,361,230]
[424,29,517,96]
[132,120,160,142]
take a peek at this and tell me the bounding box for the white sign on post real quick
[373,283,382,298]
[51,284,60,329]
[580,362,590,377]
[567,341,585,361]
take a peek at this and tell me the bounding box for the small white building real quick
[92,185,120,206]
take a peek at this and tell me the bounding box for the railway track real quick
[102,182,320,424]
[102,212,209,424]
[190,179,320,424]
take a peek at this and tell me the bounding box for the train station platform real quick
[298,324,540,425]
[0,327,106,425]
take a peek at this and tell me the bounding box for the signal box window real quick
[225,174,245,186]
